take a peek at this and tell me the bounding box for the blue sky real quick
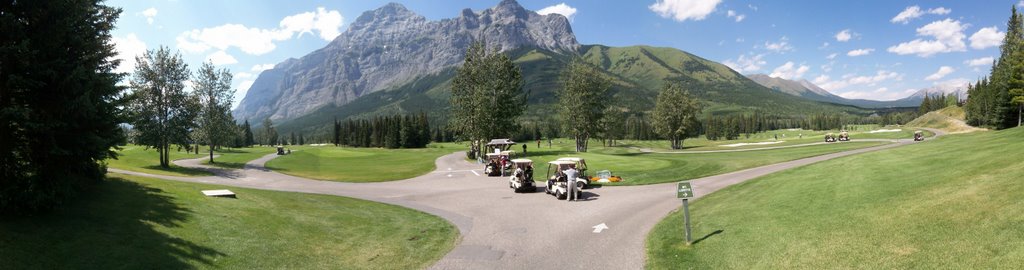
[108,0,1022,107]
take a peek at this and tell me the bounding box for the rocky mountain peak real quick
[233,0,580,123]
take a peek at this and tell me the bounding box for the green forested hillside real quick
[276,45,873,135]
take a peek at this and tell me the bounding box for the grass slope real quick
[0,173,457,269]
[647,128,1024,269]
[907,106,985,133]
[106,145,212,176]
[265,145,457,182]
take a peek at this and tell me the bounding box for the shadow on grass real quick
[142,165,212,176]
[0,177,225,269]
[692,229,724,245]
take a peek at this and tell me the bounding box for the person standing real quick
[522,143,527,157]
[563,167,579,201]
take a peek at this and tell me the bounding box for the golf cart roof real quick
[486,139,516,146]
[548,160,576,165]
[915,130,923,133]
[486,153,501,157]
[500,150,515,155]
[511,158,532,163]
[556,157,584,162]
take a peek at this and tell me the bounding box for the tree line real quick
[332,113,431,149]
[965,6,1024,128]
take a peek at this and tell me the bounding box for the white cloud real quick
[235,72,254,80]
[279,7,344,41]
[111,34,147,74]
[835,29,853,42]
[251,64,275,73]
[537,3,577,21]
[815,70,903,92]
[847,48,874,56]
[887,18,967,57]
[769,61,809,80]
[726,10,745,22]
[232,80,255,110]
[932,78,970,93]
[649,0,722,22]
[964,56,994,67]
[142,7,158,25]
[177,7,344,55]
[969,26,1004,50]
[205,50,238,65]
[765,36,793,52]
[826,53,838,60]
[722,53,766,73]
[925,66,955,81]
[891,6,952,24]
[748,4,758,11]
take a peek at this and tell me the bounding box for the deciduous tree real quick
[127,47,196,168]
[193,62,236,163]
[449,42,527,156]
[652,83,702,149]
[558,58,609,152]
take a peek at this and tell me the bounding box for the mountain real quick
[233,0,579,123]
[238,0,876,135]
[746,74,922,108]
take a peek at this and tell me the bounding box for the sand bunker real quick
[867,129,902,133]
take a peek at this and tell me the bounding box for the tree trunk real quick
[1018,105,1021,127]
[209,145,215,164]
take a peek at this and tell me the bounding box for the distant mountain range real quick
[745,74,926,108]
[234,0,881,134]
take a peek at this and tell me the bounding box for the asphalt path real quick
[107,128,945,269]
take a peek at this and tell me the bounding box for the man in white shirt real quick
[563,167,578,201]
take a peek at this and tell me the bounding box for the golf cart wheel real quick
[576,181,585,190]
[556,190,566,200]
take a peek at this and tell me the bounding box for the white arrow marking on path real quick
[447,174,452,178]
[471,170,480,176]
[592,223,609,233]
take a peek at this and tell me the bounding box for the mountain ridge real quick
[745,73,923,108]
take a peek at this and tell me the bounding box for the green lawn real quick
[523,140,887,186]
[647,127,1024,269]
[0,173,457,269]
[265,145,460,182]
[200,146,279,169]
[616,127,928,151]
[106,144,212,176]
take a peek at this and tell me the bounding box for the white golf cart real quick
[500,151,516,176]
[555,157,590,189]
[914,130,925,141]
[545,160,585,200]
[508,159,536,193]
[838,131,850,141]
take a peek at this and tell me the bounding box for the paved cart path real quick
[108,129,945,269]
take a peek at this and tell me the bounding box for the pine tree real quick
[0,0,126,213]
[243,120,254,147]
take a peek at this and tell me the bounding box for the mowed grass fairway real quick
[618,126,927,151]
[265,145,457,182]
[647,127,1024,269]
[200,146,279,169]
[0,173,457,269]
[106,145,212,176]
[521,140,887,186]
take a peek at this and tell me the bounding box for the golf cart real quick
[484,139,516,155]
[825,133,837,143]
[556,157,590,189]
[838,131,850,141]
[500,151,516,176]
[484,153,502,176]
[914,130,925,141]
[545,160,585,200]
[276,146,286,155]
[508,159,536,193]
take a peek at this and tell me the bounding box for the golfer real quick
[563,166,579,201]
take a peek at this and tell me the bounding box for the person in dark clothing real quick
[522,144,527,156]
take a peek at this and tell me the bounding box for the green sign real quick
[677,181,694,199]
